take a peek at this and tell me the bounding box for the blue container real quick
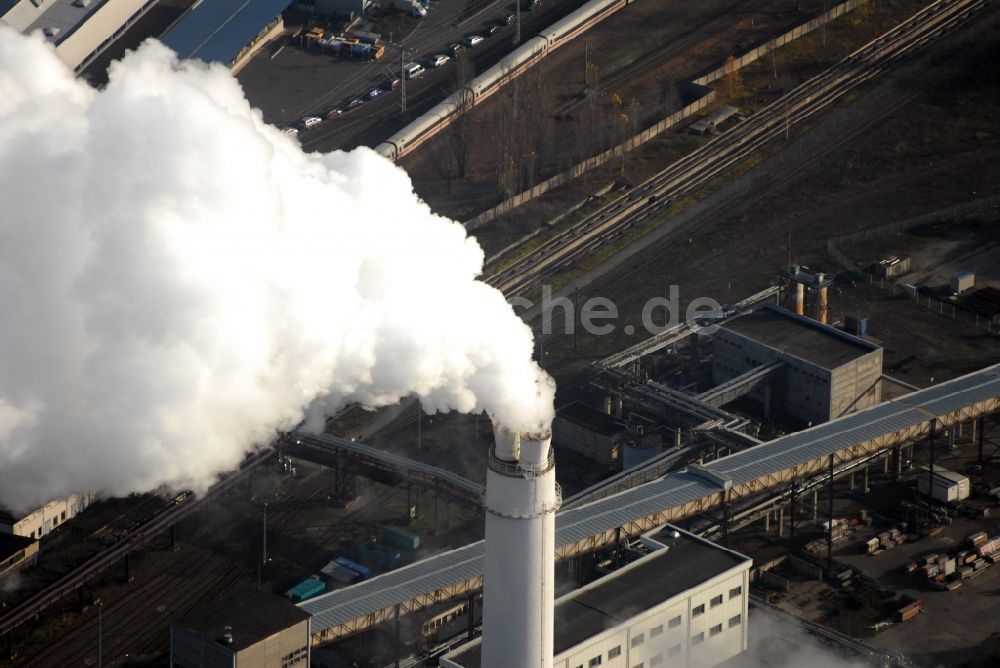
[335,556,372,580]
[383,526,420,551]
[286,576,325,603]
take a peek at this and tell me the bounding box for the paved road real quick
[237,0,592,149]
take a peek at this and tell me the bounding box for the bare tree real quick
[445,51,476,180]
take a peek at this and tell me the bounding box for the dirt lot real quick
[522,7,1000,393]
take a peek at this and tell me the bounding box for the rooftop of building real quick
[0,533,36,561]
[160,0,290,65]
[554,402,626,437]
[173,589,310,652]
[719,305,879,369]
[444,526,750,668]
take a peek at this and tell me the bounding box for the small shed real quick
[917,466,970,503]
[950,272,975,295]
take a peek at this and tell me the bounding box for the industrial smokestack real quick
[482,426,559,668]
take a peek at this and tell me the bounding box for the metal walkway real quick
[302,364,1000,644]
[697,361,784,408]
[286,431,484,504]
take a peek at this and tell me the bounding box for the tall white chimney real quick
[482,425,560,668]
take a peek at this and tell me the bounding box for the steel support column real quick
[467,593,476,640]
[927,418,937,502]
[827,454,835,576]
[978,417,986,464]
[394,604,401,668]
[790,483,797,542]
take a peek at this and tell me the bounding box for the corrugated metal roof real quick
[160,0,290,64]
[301,364,1000,633]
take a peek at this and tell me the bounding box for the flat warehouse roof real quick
[720,305,878,369]
[161,0,290,64]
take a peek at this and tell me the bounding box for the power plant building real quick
[170,590,310,668]
[712,306,882,424]
[443,525,751,668]
[0,493,94,540]
[553,402,626,468]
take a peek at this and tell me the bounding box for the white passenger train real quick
[374,0,635,161]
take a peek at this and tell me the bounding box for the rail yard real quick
[1,0,999,666]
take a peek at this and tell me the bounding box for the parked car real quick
[520,0,539,10]
[381,76,401,91]
[427,53,450,68]
[463,35,484,47]
[500,12,515,25]
[325,106,344,119]
[483,23,500,36]
[281,126,299,136]
[404,61,425,79]
[366,87,384,99]
[299,116,322,129]
[448,42,466,57]
[345,97,365,111]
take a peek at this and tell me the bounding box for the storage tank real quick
[622,432,663,470]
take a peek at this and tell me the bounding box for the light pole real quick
[97,601,103,668]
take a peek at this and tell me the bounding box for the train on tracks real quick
[374,0,637,161]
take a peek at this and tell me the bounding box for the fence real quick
[693,0,869,85]
[464,0,871,229]
[826,195,1000,335]
[464,92,716,229]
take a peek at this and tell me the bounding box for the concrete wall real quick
[235,619,310,667]
[713,328,882,424]
[552,416,623,468]
[830,349,882,418]
[555,564,749,668]
[171,619,309,668]
[0,539,39,577]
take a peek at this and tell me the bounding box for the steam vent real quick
[482,425,561,668]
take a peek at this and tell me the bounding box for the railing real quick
[487,447,555,478]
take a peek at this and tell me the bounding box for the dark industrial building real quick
[170,590,310,668]
[552,402,627,468]
[712,305,883,424]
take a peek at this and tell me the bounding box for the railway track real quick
[485,0,990,298]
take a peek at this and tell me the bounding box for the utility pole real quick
[583,40,589,86]
[400,46,407,113]
[98,601,103,668]
[262,502,268,566]
[514,1,521,46]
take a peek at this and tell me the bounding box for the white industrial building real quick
[0,493,94,540]
[917,466,971,503]
[1,0,158,72]
[442,525,752,668]
[712,305,883,424]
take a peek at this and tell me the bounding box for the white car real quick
[464,35,484,47]
[300,116,322,129]
[282,126,299,136]
[428,54,450,68]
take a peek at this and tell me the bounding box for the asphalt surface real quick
[236,0,594,151]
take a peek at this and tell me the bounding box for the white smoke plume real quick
[0,28,554,510]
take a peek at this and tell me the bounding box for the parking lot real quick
[236,0,591,149]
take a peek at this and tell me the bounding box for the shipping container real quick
[917,466,971,502]
[359,542,401,569]
[287,576,326,603]
[383,526,421,550]
[321,560,359,584]
[335,556,372,580]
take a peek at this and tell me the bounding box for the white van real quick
[404,62,425,79]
